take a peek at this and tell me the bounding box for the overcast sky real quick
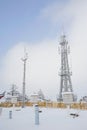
[0,0,87,100]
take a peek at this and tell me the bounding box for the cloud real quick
[0,40,60,99]
[0,43,27,91]
[39,1,74,28]
[68,0,87,97]
[39,0,87,32]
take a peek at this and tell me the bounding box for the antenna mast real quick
[22,49,28,108]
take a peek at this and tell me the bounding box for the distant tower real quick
[57,35,76,103]
[22,50,28,108]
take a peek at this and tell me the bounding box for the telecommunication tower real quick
[21,50,28,108]
[57,35,76,103]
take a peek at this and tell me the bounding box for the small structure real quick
[0,91,5,99]
[38,89,45,100]
[82,96,87,102]
[5,84,28,103]
[62,92,74,104]
[30,93,39,103]
[30,90,45,103]
[11,96,17,104]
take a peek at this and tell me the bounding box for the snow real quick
[0,106,87,130]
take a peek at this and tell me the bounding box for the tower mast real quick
[58,35,76,103]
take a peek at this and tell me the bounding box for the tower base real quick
[62,92,74,104]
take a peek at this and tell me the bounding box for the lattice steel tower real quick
[58,35,75,103]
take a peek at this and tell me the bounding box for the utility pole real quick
[22,51,28,108]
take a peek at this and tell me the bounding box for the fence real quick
[0,101,87,109]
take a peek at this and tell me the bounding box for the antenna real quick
[61,25,65,36]
[21,48,28,108]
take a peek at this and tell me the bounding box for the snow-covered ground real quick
[0,106,87,130]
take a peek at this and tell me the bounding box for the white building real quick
[29,89,45,103]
